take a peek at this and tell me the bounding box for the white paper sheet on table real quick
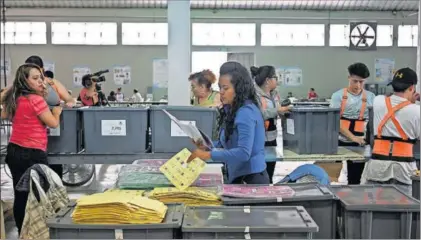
[162,109,214,150]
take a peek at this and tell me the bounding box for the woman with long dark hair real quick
[188,62,269,184]
[1,63,62,234]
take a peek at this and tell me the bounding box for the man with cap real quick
[330,63,376,184]
[361,68,420,194]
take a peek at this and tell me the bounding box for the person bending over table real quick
[188,61,269,184]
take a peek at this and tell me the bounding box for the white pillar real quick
[167,0,191,106]
[417,0,421,92]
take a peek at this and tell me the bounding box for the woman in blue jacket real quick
[188,62,269,184]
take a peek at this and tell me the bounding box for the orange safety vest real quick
[261,96,277,143]
[371,97,416,162]
[261,96,270,130]
[340,88,367,136]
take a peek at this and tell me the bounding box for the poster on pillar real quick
[153,59,168,88]
[0,58,11,76]
[374,58,395,84]
[44,61,55,73]
[276,67,303,86]
[113,65,131,85]
[73,66,91,87]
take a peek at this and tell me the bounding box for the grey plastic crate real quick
[282,106,340,154]
[331,185,420,239]
[222,183,336,239]
[47,108,81,153]
[80,107,148,154]
[150,106,217,153]
[47,202,184,239]
[182,205,318,239]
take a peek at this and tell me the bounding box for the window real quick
[1,22,46,44]
[51,22,117,45]
[192,23,256,46]
[122,23,168,45]
[329,24,393,47]
[261,24,325,46]
[329,24,350,47]
[398,25,418,47]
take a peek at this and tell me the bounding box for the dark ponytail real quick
[250,65,276,87]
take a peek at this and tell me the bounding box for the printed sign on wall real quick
[113,65,131,85]
[73,66,91,87]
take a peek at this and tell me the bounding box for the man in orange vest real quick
[330,63,376,184]
[361,68,419,195]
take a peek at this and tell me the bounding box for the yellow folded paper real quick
[160,148,206,190]
[149,187,221,206]
[72,189,167,224]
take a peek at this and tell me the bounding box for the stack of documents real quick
[159,148,206,190]
[149,187,221,206]
[222,185,295,199]
[117,158,222,190]
[72,189,167,224]
[117,164,172,189]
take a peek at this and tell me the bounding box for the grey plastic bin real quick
[412,175,420,200]
[332,185,420,239]
[47,108,81,153]
[222,183,336,239]
[80,107,148,154]
[47,202,184,239]
[150,106,217,153]
[282,105,340,154]
[182,205,318,239]
[411,175,420,239]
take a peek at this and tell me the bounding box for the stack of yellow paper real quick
[149,187,221,206]
[160,148,206,190]
[72,189,168,224]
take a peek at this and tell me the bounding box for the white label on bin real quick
[276,197,283,202]
[245,233,251,239]
[170,120,196,137]
[243,206,250,213]
[101,120,127,136]
[244,226,250,233]
[286,118,295,135]
[47,125,60,136]
[114,229,123,239]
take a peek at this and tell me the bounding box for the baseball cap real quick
[388,67,418,88]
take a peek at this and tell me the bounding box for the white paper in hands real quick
[162,109,214,150]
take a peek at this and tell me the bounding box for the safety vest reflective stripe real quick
[372,97,414,162]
